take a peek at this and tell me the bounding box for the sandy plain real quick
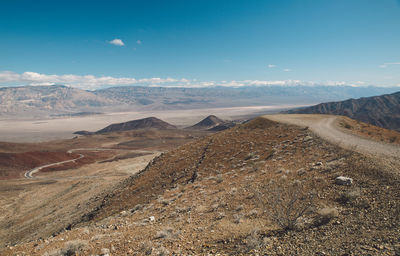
[0,104,305,143]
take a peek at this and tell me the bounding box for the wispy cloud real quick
[379,62,400,68]
[283,68,291,72]
[267,64,276,68]
[136,40,142,45]
[0,71,392,89]
[108,38,125,46]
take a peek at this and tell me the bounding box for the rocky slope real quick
[0,85,115,118]
[4,117,399,255]
[287,91,400,131]
[95,117,177,134]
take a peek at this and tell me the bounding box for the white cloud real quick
[136,40,142,45]
[379,62,400,68]
[0,71,184,90]
[0,71,397,89]
[283,69,291,72]
[267,64,276,68]
[108,39,125,46]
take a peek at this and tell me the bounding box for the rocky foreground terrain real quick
[3,117,399,255]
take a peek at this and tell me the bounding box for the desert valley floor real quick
[0,111,399,255]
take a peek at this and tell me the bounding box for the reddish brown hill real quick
[95,117,177,134]
[0,151,79,179]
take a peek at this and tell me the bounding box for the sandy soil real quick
[0,153,159,247]
[0,105,302,143]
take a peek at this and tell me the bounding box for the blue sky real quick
[0,0,400,89]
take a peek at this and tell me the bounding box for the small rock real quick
[303,136,313,142]
[149,216,155,222]
[101,248,110,256]
[335,176,353,185]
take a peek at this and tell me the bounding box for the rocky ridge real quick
[287,91,400,131]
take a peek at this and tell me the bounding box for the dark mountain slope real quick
[185,115,225,130]
[287,91,400,131]
[95,117,177,134]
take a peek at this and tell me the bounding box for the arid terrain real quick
[1,114,399,255]
[0,115,218,249]
[0,106,295,143]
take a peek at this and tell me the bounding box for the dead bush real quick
[254,181,315,231]
[45,240,88,256]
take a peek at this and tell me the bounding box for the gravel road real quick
[24,154,84,178]
[264,114,400,160]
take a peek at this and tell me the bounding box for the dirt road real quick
[264,114,400,159]
[24,148,158,178]
[24,154,84,178]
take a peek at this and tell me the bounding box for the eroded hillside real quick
[4,118,400,255]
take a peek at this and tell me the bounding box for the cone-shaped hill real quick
[95,117,177,134]
[185,115,225,130]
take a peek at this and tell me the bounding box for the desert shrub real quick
[337,189,361,205]
[244,230,263,251]
[153,246,170,256]
[232,213,243,224]
[267,182,315,231]
[343,122,352,129]
[314,207,339,226]
[45,240,88,256]
[154,227,175,239]
[389,136,397,143]
[139,241,153,255]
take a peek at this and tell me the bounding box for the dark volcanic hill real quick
[95,117,177,134]
[208,122,236,131]
[186,115,225,130]
[287,91,400,131]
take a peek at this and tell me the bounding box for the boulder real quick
[335,176,353,185]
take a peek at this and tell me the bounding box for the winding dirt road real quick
[264,114,400,159]
[24,148,159,178]
[24,153,84,178]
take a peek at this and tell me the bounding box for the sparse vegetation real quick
[3,117,400,255]
[314,207,339,226]
[44,240,88,256]
[268,181,315,231]
[343,122,352,129]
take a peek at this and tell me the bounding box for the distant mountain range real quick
[0,85,399,119]
[287,91,400,131]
